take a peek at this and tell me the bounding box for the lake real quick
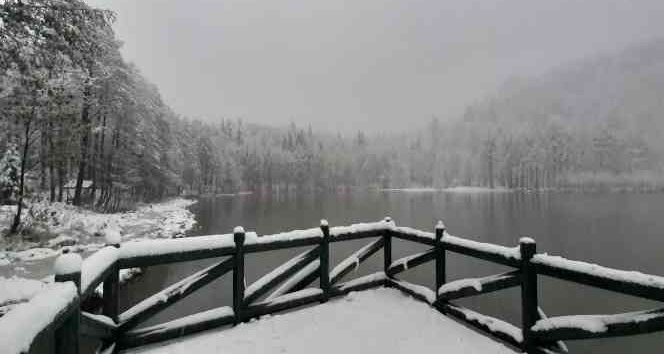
[121,191,664,354]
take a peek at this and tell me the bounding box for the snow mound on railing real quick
[533,254,664,289]
[0,283,77,354]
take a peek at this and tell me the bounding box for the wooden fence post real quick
[233,226,246,324]
[520,237,538,353]
[103,237,121,323]
[383,217,393,282]
[435,221,446,303]
[320,219,330,302]
[54,250,82,354]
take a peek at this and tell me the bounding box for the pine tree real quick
[0,143,20,203]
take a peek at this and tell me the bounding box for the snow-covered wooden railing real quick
[4,218,664,354]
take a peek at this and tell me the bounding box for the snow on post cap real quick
[233,226,245,234]
[519,237,535,244]
[435,220,446,230]
[54,251,82,275]
[320,219,329,227]
[383,216,392,222]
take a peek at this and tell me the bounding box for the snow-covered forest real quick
[3,1,664,235]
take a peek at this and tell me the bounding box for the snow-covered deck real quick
[125,288,516,354]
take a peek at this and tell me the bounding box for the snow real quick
[443,233,521,260]
[0,282,78,354]
[54,252,82,275]
[0,198,196,317]
[11,248,59,262]
[120,233,239,259]
[266,260,320,301]
[233,226,245,234]
[391,279,437,304]
[1,198,197,268]
[128,288,516,354]
[254,288,323,308]
[533,254,664,289]
[338,272,387,290]
[319,219,328,227]
[389,249,431,272]
[531,310,662,334]
[0,276,45,307]
[519,237,535,244]
[82,312,117,328]
[391,226,436,240]
[105,220,122,245]
[435,220,445,230]
[438,278,483,295]
[130,307,235,337]
[535,307,569,353]
[329,221,388,238]
[245,229,321,245]
[80,246,118,293]
[451,306,523,344]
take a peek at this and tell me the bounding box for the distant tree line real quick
[2,1,664,235]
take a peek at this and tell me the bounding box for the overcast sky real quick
[86,0,664,132]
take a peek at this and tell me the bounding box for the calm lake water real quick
[121,191,664,354]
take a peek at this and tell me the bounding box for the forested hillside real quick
[2,1,664,235]
[401,38,664,191]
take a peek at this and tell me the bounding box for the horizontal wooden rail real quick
[330,238,384,285]
[533,254,664,302]
[119,235,237,268]
[330,224,386,242]
[531,307,664,341]
[244,228,324,254]
[439,302,523,349]
[390,227,436,246]
[80,247,119,300]
[244,246,320,305]
[387,248,436,277]
[436,271,522,302]
[119,307,235,349]
[387,279,436,304]
[119,256,234,331]
[536,308,569,353]
[443,234,521,267]
[81,312,117,340]
[329,272,388,297]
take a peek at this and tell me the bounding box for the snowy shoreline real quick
[0,198,198,314]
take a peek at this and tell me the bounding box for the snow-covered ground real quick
[128,288,516,354]
[0,198,197,314]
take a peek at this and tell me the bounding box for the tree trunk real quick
[11,118,32,234]
[73,83,92,206]
[48,120,56,202]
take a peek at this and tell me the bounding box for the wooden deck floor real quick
[124,288,517,354]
